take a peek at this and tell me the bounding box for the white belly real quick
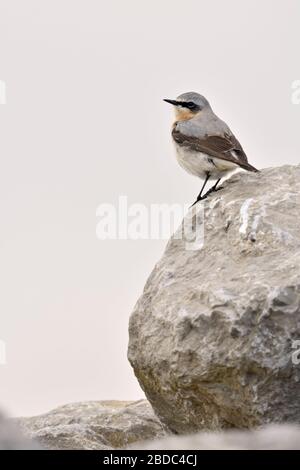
[174,143,238,179]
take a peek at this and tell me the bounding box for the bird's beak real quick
[163,99,180,106]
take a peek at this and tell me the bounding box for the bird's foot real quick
[190,185,224,207]
[190,195,206,207]
[202,185,224,199]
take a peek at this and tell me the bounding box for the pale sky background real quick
[0,0,299,416]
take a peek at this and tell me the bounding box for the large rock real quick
[128,165,300,433]
[131,425,300,450]
[16,400,165,450]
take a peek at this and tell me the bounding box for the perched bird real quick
[164,92,258,205]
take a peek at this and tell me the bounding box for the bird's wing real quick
[172,127,258,172]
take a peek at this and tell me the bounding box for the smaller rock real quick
[131,425,300,450]
[0,412,40,450]
[16,400,165,450]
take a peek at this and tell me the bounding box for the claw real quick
[190,184,224,207]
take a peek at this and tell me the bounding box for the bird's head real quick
[164,92,210,121]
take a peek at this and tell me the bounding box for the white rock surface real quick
[128,165,300,433]
[131,424,300,450]
[16,400,165,450]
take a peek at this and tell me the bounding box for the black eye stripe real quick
[181,101,197,109]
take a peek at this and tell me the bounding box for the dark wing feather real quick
[172,128,258,172]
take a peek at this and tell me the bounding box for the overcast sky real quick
[0,0,299,416]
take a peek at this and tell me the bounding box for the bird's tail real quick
[240,161,259,172]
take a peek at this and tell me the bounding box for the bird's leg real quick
[211,178,221,192]
[191,173,210,206]
[201,178,223,199]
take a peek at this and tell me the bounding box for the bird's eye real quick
[186,102,196,109]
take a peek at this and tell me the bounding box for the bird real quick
[164,92,258,205]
